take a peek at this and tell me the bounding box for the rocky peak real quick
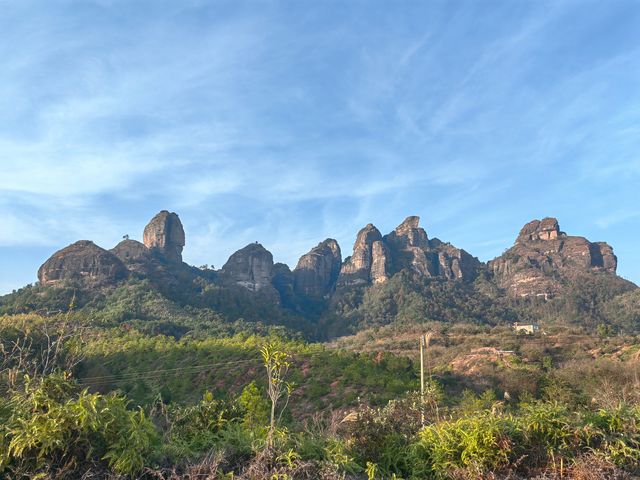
[398,216,420,229]
[110,238,160,280]
[338,224,389,286]
[38,240,128,288]
[517,217,563,243]
[338,216,480,286]
[293,239,342,298]
[594,242,617,272]
[358,224,383,245]
[387,216,429,249]
[490,217,619,298]
[221,243,275,292]
[382,216,479,280]
[143,211,185,263]
[111,239,150,263]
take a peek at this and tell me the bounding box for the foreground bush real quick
[412,400,640,479]
[0,372,156,478]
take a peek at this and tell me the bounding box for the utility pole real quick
[420,333,425,427]
[420,332,434,427]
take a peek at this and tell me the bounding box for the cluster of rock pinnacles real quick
[38,211,617,300]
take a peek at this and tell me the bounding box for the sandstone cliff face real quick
[337,216,479,287]
[517,218,561,243]
[338,224,390,286]
[272,262,296,306]
[433,241,482,280]
[112,213,201,287]
[384,216,429,250]
[293,239,342,298]
[383,216,480,281]
[383,216,432,276]
[143,211,185,263]
[370,240,391,284]
[35,209,628,320]
[110,238,166,280]
[38,241,128,287]
[38,211,192,291]
[221,243,275,292]
[489,217,618,298]
[111,239,150,264]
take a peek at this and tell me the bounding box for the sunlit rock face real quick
[110,239,155,277]
[383,216,481,281]
[221,243,275,292]
[38,240,128,288]
[338,224,389,286]
[109,213,199,287]
[516,217,561,243]
[338,216,480,287]
[111,239,150,263]
[383,216,432,276]
[143,210,185,263]
[293,239,342,298]
[489,217,618,298]
[370,240,391,284]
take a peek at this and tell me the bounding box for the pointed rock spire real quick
[338,224,390,286]
[143,210,185,263]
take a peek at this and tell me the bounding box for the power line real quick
[78,358,262,385]
[0,350,334,394]
[75,350,331,385]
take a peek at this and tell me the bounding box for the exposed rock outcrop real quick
[221,243,275,292]
[385,216,429,250]
[272,262,296,307]
[432,240,483,281]
[383,216,432,276]
[293,239,342,298]
[489,217,618,298]
[143,211,185,263]
[110,238,160,279]
[108,214,202,289]
[38,240,128,288]
[337,216,480,287]
[517,218,562,243]
[338,224,390,286]
[111,239,151,264]
[370,240,391,284]
[34,209,633,334]
[383,216,481,281]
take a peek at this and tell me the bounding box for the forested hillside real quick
[2,211,640,478]
[2,310,640,479]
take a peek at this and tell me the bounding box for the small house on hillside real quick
[512,322,540,334]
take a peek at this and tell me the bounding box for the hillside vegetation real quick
[2,212,640,478]
[1,308,640,479]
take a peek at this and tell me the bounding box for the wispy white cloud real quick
[2,0,640,291]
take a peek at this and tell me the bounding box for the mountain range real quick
[3,210,639,338]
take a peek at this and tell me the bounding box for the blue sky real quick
[1,0,640,294]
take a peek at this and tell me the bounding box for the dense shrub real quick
[416,411,513,477]
[159,390,236,462]
[0,372,156,477]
